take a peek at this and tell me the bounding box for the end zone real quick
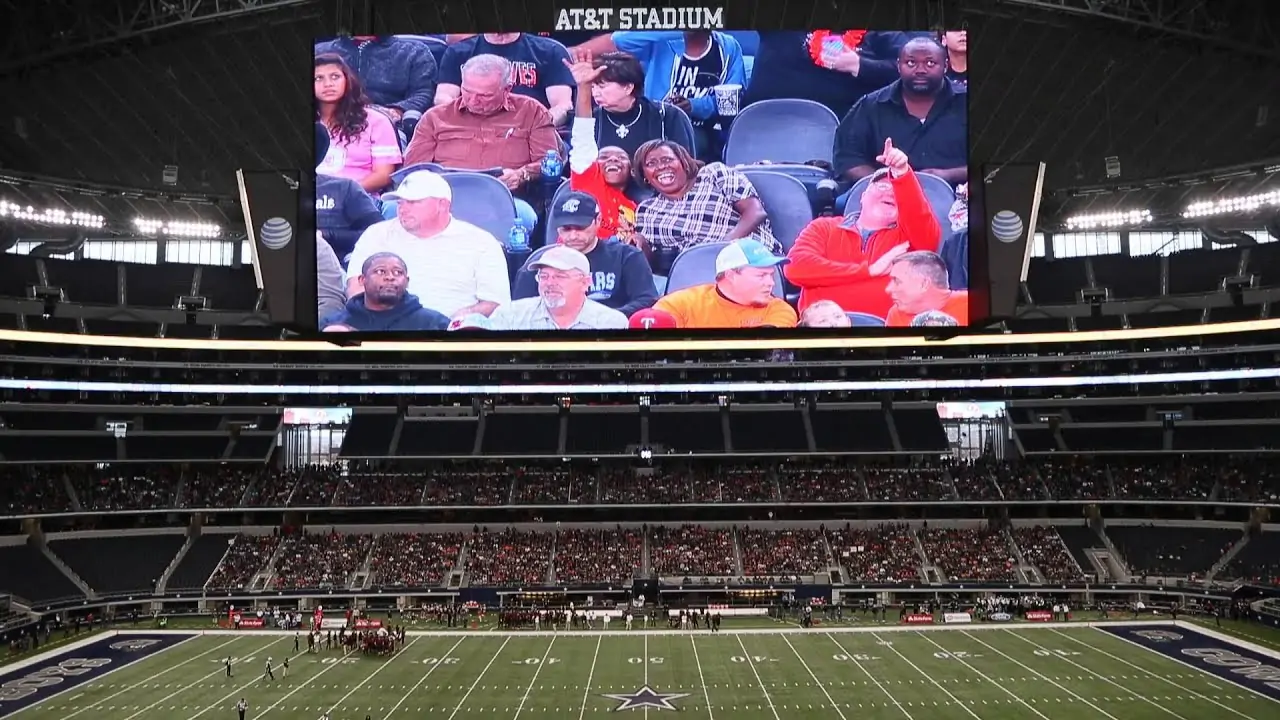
[1101,622,1280,704]
[0,632,196,718]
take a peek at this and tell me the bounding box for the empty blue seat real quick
[724,99,839,167]
[847,312,886,327]
[440,173,518,244]
[665,242,785,298]
[740,170,813,254]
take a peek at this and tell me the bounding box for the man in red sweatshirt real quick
[783,138,941,319]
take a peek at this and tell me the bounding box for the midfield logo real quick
[602,685,690,711]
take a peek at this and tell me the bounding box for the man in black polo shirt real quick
[833,37,968,189]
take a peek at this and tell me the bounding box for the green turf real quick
[8,624,1277,720]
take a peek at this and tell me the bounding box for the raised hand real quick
[562,49,606,86]
[875,137,910,177]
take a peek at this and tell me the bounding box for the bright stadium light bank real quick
[554,6,725,31]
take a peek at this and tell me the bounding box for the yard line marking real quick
[914,631,1052,720]
[1059,629,1266,719]
[576,636,603,720]
[734,635,781,720]
[689,635,715,720]
[186,644,336,720]
[381,637,466,720]
[644,633,650,720]
[1004,629,1190,720]
[117,638,281,720]
[446,637,511,720]
[47,636,243,720]
[827,634,912,720]
[870,630,977,712]
[781,635,846,720]
[513,636,556,719]
[963,631,1122,720]
[323,637,419,717]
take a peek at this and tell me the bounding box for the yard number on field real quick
[731,656,777,663]
[628,657,665,664]
[515,657,562,665]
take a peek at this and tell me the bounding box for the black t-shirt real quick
[594,98,689,160]
[438,34,574,106]
[669,37,726,127]
[947,67,968,89]
[741,31,914,119]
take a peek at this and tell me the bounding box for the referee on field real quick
[236,698,247,720]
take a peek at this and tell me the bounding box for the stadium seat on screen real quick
[546,179,573,229]
[665,242,784,298]
[441,172,518,243]
[740,170,813,254]
[844,171,959,257]
[726,31,759,56]
[846,312,886,327]
[723,99,839,167]
[663,103,698,158]
[390,163,445,187]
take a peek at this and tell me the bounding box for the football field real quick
[4,622,1278,720]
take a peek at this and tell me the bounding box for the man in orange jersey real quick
[654,239,797,328]
[784,138,941,319]
[884,250,968,326]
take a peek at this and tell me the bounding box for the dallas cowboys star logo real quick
[602,685,690,711]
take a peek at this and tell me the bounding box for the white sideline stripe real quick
[5,634,233,719]
[1004,628,1190,720]
[380,637,466,720]
[1175,620,1280,662]
[107,618,1195,638]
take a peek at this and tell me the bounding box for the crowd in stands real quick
[465,528,555,585]
[2,457,1279,514]
[205,534,282,590]
[369,532,464,588]
[919,527,1018,582]
[271,531,376,590]
[311,30,971,332]
[649,525,737,576]
[827,523,922,582]
[1011,526,1085,583]
[553,528,643,584]
[737,527,831,576]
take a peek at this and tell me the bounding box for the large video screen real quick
[311,29,970,333]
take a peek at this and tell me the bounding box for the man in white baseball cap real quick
[487,246,628,331]
[344,169,510,320]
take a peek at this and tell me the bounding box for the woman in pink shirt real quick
[314,54,402,195]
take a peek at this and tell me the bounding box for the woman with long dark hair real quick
[314,53,401,195]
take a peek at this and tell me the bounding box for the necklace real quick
[605,102,643,139]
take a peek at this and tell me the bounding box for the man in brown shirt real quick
[405,53,561,200]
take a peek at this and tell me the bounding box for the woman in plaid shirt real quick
[630,140,780,272]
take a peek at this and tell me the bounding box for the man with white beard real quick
[488,246,628,330]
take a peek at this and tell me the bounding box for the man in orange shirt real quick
[884,250,969,326]
[784,138,941,319]
[655,240,797,329]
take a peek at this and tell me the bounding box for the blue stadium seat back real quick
[662,103,698,158]
[847,311,886,327]
[844,171,958,252]
[740,170,814,254]
[725,31,759,57]
[724,99,839,167]
[545,179,574,230]
[665,241,784,298]
[391,163,445,187]
[440,172,518,244]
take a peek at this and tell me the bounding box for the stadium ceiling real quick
[0,0,1275,212]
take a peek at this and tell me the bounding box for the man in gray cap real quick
[488,246,628,331]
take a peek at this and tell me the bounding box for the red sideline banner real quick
[1026,610,1053,622]
[943,612,972,624]
[234,616,264,629]
[353,619,383,630]
[904,614,934,625]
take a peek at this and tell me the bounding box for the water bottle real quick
[539,149,562,183]
[507,219,529,252]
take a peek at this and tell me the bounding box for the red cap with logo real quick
[628,308,678,330]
